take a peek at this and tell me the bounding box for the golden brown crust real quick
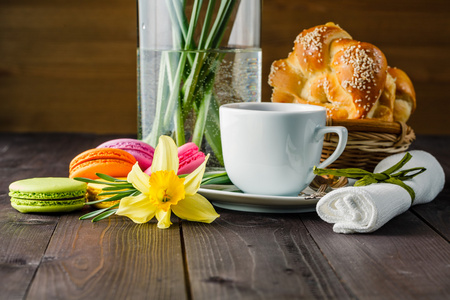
[293,22,352,75]
[329,39,388,119]
[368,72,396,121]
[269,22,416,122]
[388,67,416,122]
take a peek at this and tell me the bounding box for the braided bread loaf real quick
[269,22,416,122]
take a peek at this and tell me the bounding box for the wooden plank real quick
[0,133,129,299]
[26,213,188,299]
[0,168,59,300]
[409,136,450,240]
[0,1,137,134]
[0,133,187,299]
[411,189,450,241]
[0,133,69,298]
[303,211,450,299]
[182,209,352,299]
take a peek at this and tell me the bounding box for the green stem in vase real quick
[203,95,223,164]
[192,81,213,146]
[162,52,188,134]
[145,52,171,146]
[146,0,239,165]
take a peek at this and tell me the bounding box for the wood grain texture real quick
[0,133,449,299]
[0,184,58,300]
[27,214,187,299]
[0,1,137,134]
[303,212,450,299]
[0,0,450,134]
[182,210,352,299]
[0,134,83,299]
[410,135,450,240]
[0,133,188,299]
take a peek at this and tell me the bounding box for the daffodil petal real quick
[184,154,209,195]
[172,193,219,224]
[156,209,172,229]
[116,194,156,224]
[151,136,179,174]
[127,163,151,195]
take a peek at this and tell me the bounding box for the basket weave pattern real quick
[321,119,416,171]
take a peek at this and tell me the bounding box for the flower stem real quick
[192,81,213,146]
[145,0,239,166]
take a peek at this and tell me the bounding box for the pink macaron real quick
[177,143,206,175]
[97,138,155,171]
[144,142,205,175]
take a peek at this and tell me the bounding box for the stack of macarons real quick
[69,138,157,179]
[96,138,205,175]
[10,137,207,214]
[97,138,155,171]
[69,148,137,179]
[9,177,87,213]
[73,137,205,177]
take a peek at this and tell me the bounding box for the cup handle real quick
[314,126,348,169]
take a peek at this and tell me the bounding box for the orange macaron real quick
[69,148,137,179]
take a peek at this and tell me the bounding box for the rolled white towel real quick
[316,150,445,234]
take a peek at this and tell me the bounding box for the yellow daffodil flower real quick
[116,135,219,229]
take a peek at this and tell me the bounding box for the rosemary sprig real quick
[313,152,426,203]
[75,170,231,222]
[75,174,137,222]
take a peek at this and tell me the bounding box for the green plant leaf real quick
[85,192,133,205]
[313,152,426,203]
[96,173,128,182]
[385,177,416,203]
[98,189,137,196]
[201,172,231,185]
[92,209,119,222]
[381,152,412,175]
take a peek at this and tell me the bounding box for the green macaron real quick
[9,177,87,213]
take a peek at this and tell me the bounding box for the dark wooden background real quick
[1,0,449,135]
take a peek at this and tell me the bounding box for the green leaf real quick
[73,177,102,184]
[391,167,427,181]
[384,177,416,203]
[92,209,119,222]
[74,177,128,187]
[98,189,137,196]
[201,172,232,185]
[130,190,142,196]
[79,203,119,221]
[354,175,378,186]
[312,152,425,205]
[85,192,132,205]
[96,173,128,182]
[101,184,134,191]
[381,152,412,175]
[79,205,113,220]
[313,166,372,178]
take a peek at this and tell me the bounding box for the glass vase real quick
[137,0,261,168]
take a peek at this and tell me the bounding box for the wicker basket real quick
[321,118,416,171]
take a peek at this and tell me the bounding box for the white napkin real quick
[316,150,445,234]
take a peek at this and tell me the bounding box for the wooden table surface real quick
[1,133,449,300]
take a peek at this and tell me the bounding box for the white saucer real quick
[198,185,320,213]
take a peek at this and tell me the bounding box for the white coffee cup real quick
[220,102,348,196]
